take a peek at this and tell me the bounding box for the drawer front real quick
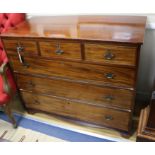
[85,43,137,66]
[21,91,131,131]
[10,56,135,88]
[16,74,134,110]
[39,41,81,60]
[2,39,38,56]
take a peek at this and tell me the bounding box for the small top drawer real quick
[85,43,137,66]
[2,39,38,56]
[39,41,81,60]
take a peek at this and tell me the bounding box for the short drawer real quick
[39,41,81,60]
[10,56,136,88]
[2,39,38,56]
[85,43,137,66]
[21,91,131,131]
[16,74,134,110]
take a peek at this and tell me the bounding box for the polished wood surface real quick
[9,56,136,88]
[39,41,81,60]
[21,91,131,131]
[1,16,147,133]
[85,43,137,66]
[2,39,38,56]
[15,73,134,110]
[3,38,140,68]
[1,16,147,44]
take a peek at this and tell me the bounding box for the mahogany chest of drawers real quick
[1,16,147,132]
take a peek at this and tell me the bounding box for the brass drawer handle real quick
[105,73,115,79]
[105,95,114,101]
[55,49,64,55]
[105,115,113,121]
[104,51,115,60]
[55,43,64,55]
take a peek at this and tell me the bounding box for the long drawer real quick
[15,74,134,110]
[21,91,131,131]
[10,56,135,88]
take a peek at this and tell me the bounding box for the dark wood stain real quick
[21,91,131,131]
[1,15,147,44]
[15,73,134,111]
[10,56,136,88]
[1,16,147,133]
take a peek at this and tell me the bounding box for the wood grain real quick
[21,91,131,131]
[1,15,146,133]
[39,41,81,60]
[1,15,147,44]
[85,43,138,66]
[2,39,38,56]
[15,73,135,110]
[10,56,136,88]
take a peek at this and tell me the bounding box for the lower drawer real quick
[21,91,131,131]
[16,74,134,110]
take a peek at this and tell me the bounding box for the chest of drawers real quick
[1,16,147,132]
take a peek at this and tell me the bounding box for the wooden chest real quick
[1,16,147,132]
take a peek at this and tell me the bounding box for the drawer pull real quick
[16,43,29,67]
[55,43,64,55]
[105,115,113,121]
[104,51,115,60]
[55,49,64,55]
[105,95,114,101]
[105,73,115,79]
[16,43,24,64]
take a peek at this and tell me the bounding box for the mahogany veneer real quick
[1,15,147,132]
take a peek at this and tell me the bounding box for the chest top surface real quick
[1,15,147,44]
